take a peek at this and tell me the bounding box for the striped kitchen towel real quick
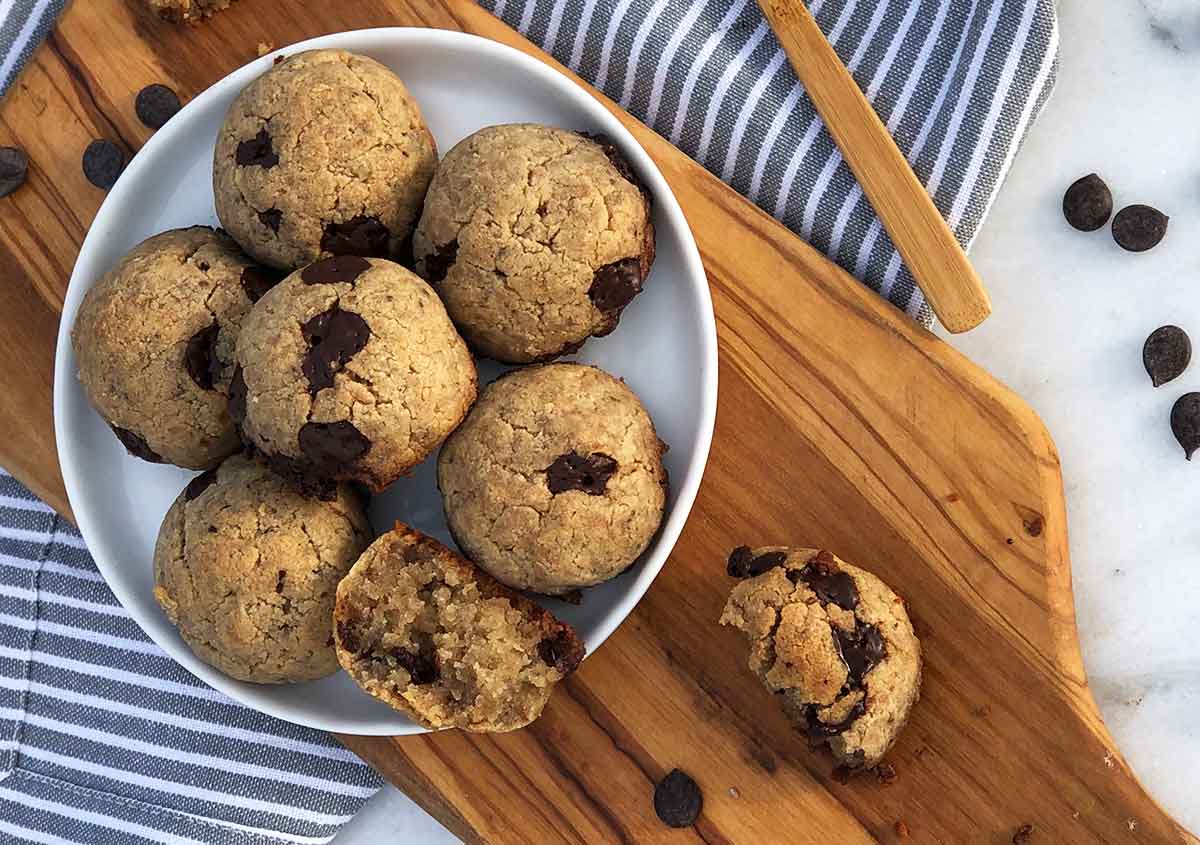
[0,472,384,844]
[485,0,1060,325]
[0,0,65,94]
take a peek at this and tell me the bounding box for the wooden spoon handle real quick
[757,0,991,333]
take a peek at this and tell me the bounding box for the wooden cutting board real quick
[0,1,1191,842]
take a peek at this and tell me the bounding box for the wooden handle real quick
[757,0,991,333]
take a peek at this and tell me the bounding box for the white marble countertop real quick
[337,0,1200,839]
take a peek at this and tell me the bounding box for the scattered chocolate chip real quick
[1171,392,1200,460]
[1112,204,1168,252]
[422,239,458,283]
[804,697,867,740]
[135,83,182,129]
[228,366,248,424]
[1012,823,1035,844]
[184,321,221,391]
[1061,173,1112,232]
[298,420,371,473]
[336,620,362,654]
[579,131,643,190]
[240,265,283,302]
[546,451,618,495]
[796,553,859,610]
[727,546,788,578]
[588,257,643,313]
[0,147,29,198]
[208,525,218,533]
[301,307,371,394]
[1143,325,1190,387]
[82,140,125,190]
[110,425,163,463]
[874,762,898,785]
[653,769,702,829]
[300,255,371,285]
[235,128,279,168]
[258,207,282,233]
[321,215,391,257]
[394,649,438,684]
[834,624,887,683]
[537,630,584,673]
[183,468,218,501]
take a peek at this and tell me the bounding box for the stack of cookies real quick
[70,49,667,733]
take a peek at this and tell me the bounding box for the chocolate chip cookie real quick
[413,124,655,363]
[721,548,922,770]
[153,454,371,683]
[147,0,234,20]
[334,523,584,731]
[232,256,476,496]
[438,363,667,594]
[71,227,283,469]
[214,49,437,269]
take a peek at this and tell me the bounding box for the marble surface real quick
[337,0,1200,839]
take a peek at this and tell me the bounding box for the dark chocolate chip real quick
[320,215,391,257]
[110,425,163,463]
[1143,325,1190,388]
[257,207,282,233]
[183,468,218,501]
[337,619,362,654]
[135,83,182,130]
[421,239,458,283]
[300,255,371,285]
[1171,392,1200,460]
[1062,173,1112,232]
[727,546,788,578]
[298,420,371,473]
[1112,204,1168,252]
[300,307,371,394]
[393,649,438,684]
[0,146,29,198]
[804,696,867,740]
[184,321,221,391]
[833,623,887,684]
[235,128,279,168]
[1012,823,1035,844]
[579,131,643,191]
[796,553,859,610]
[228,366,248,424]
[240,265,283,302]
[546,451,618,495]
[82,140,125,190]
[588,257,643,313]
[537,630,584,674]
[274,570,286,593]
[653,769,702,829]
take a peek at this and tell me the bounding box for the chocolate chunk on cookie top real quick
[720,548,922,770]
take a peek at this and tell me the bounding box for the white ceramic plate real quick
[54,28,716,735]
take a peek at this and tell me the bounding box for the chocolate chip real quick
[82,140,125,190]
[795,553,859,610]
[298,420,371,473]
[422,240,458,283]
[300,255,371,285]
[804,697,866,740]
[394,649,438,684]
[183,468,218,501]
[1012,823,1035,844]
[834,624,886,684]
[579,132,643,191]
[653,769,702,829]
[274,570,286,593]
[320,215,391,257]
[1171,392,1200,460]
[240,265,283,302]
[727,546,788,578]
[110,425,163,463]
[300,307,371,394]
[588,257,643,314]
[337,620,362,654]
[184,321,221,391]
[1143,325,1190,388]
[1062,173,1112,232]
[257,207,282,233]
[0,147,29,198]
[228,366,248,424]
[537,630,584,674]
[135,84,182,130]
[546,451,618,495]
[1112,204,1168,252]
[235,128,279,168]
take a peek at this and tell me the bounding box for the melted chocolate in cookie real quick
[537,629,585,674]
[235,128,278,168]
[183,468,218,501]
[257,208,282,233]
[240,266,284,302]
[422,240,458,284]
[321,216,391,258]
[301,255,371,285]
[834,624,886,684]
[337,619,362,654]
[588,257,643,314]
[392,648,438,685]
[298,420,371,473]
[184,322,221,391]
[110,425,163,463]
[300,307,370,394]
[546,451,618,495]
[789,551,859,611]
[727,547,788,578]
[804,697,867,741]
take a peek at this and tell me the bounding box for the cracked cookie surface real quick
[233,256,476,495]
[153,454,371,684]
[214,49,437,269]
[413,123,655,363]
[720,548,922,769]
[334,523,584,731]
[71,227,283,469]
[437,363,667,594]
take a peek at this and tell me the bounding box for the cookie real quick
[147,0,235,20]
[720,548,922,770]
[71,227,284,469]
[232,256,476,495]
[214,49,437,269]
[333,523,585,731]
[413,124,654,363]
[152,454,371,683]
[438,363,667,594]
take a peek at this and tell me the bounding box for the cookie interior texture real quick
[334,524,585,732]
[720,548,921,769]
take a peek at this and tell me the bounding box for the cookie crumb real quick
[1103,751,1114,768]
[257,41,274,56]
[1071,810,1080,820]
[728,786,740,799]
[874,763,897,785]
[1127,819,1137,831]
[972,704,992,718]
[1012,823,1034,843]
[894,820,910,838]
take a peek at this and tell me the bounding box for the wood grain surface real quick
[0,1,1190,842]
